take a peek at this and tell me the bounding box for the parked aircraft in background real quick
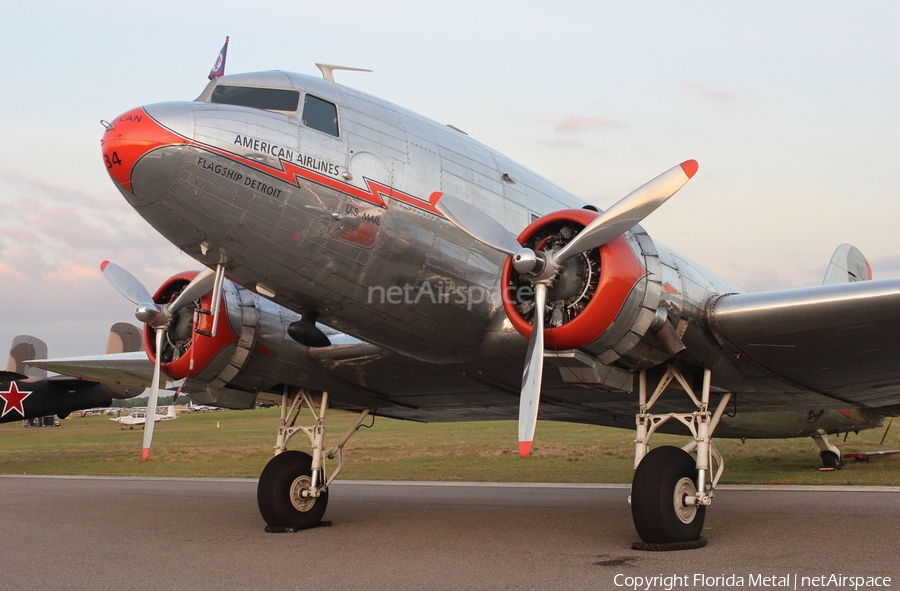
[79,408,121,417]
[111,405,177,429]
[29,64,900,547]
[1,325,145,425]
[187,400,221,412]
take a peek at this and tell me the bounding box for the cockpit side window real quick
[302,95,339,137]
[210,86,300,111]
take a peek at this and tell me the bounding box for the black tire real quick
[257,451,329,529]
[821,450,844,470]
[631,446,706,544]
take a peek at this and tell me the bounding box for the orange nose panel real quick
[101,108,188,192]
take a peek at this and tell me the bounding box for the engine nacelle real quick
[142,271,314,407]
[501,209,677,369]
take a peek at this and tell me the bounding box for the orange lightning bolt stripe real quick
[110,107,441,217]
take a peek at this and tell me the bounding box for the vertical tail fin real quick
[105,323,144,354]
[822,244,872,285]
[166,405,177,418]
[6,336,48,378]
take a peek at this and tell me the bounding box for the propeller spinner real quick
[435,160,698,457]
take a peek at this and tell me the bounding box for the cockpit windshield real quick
[210,86,300,111]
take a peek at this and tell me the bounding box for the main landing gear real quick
[257,386,370,532]
[812,431,844,471]
[630,363,732,549]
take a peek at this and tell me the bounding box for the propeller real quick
[100,261,216,460]
[142,328,164,461]
[518,283,547,458]
[435,160,697,457]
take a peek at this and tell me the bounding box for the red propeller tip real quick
[680,160,699,179]
[518,441,533,458]
[100,260,109,271]
[142,448,150,461]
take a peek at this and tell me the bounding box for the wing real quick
[26,352,161,389]
[707,278,900,410]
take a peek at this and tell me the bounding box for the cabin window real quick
[210,86,301,112]
[302,95,339,137]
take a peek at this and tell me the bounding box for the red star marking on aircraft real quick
[0,382,32,418]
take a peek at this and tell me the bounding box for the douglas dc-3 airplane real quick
[29,64,900,547]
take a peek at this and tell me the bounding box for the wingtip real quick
[518,441,533,458]
[142,448,150,461]
[680,160,699,179]
[100,260,109,271]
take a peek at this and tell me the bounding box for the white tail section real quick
[822,244,872,285]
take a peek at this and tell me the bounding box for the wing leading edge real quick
[707,278,900,410]
[27,352,160,389]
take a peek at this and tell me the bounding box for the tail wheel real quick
[631,445,706,543]
[257,450,328,530]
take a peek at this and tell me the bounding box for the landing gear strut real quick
[812,431,844,471]
[257,386,370,532]
[630,363,732,547]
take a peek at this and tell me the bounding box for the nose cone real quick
[101,103,195,193]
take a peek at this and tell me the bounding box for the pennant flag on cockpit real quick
[208,36,229,80]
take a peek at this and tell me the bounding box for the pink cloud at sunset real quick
[682,82,739,103]
[553,116,628,134]
[0,170,195,356]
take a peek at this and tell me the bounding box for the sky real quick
[1,1,899,357]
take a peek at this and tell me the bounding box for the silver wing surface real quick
[26,278,900,423]
[707,278,900,411]
[27,352,160,389]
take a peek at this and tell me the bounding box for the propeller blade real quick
[100,260,154,306]
[142,328,164,461]
[434,193,522,257]
[554,160,698,263]
[518,283,547,458]
[169,267,216,313]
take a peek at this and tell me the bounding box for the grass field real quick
[2,407,899,485]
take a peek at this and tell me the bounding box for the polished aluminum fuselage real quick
[120,71,738,368]
[102,70,897,439]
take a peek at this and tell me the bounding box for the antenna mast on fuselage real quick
[315,63,372,83]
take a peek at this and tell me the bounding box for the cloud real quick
[536,138,586,149]
[552,116,628,134]
[0,170,183,259]
[682,82,739,103]
[0,170,196,356]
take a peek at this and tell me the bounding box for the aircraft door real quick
[330,151,390,248]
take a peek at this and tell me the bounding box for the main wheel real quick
[631,446,706,544]
[257,451,329,530]
[820,450,844,470]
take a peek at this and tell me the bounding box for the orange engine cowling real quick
[141,271,239,382]
[134,270,338,409]
[501,209,667,367]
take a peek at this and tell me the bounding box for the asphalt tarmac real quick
[1,476,897,590]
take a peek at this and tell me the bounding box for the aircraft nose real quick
[101,102,194,193]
